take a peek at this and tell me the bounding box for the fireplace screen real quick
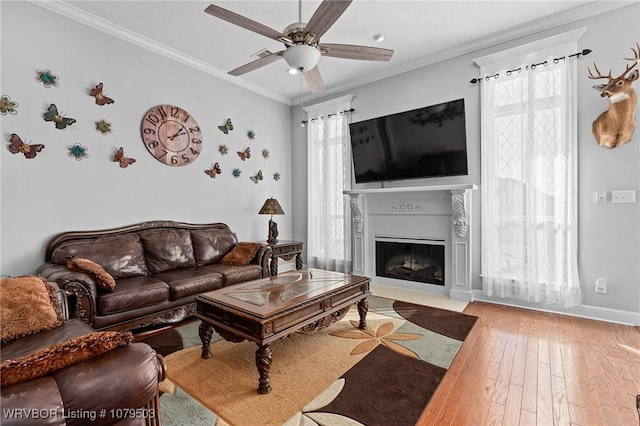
[375,240,444,286]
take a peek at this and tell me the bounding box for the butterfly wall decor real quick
[237,147,250,161]
[113,147,135,168]
[249,170,263,184]
[36,69,59,88]
[0,95,19,115]
[43,104,76,129]
[205,162,222,178]
[89,83,115,106]
[8,133,44,159]
[218,118,233,134]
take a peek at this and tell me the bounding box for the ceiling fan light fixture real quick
[282,45,321,73]
[287,67,300,75]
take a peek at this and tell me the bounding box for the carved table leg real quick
[255,344,272,394]
[357,298,368,330]
[270,257,279,276]
[199,322,214,359]
[295,253,303,270]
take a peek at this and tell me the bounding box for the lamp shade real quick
[282,45,321,72]
[259,198,285,216]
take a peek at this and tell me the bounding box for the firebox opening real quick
[375,238,444,286]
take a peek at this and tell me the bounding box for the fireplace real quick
[375,237,445,286]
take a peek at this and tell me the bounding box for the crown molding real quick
[297,1,636,105]
[29,0,291,106]
[30,0,635,107]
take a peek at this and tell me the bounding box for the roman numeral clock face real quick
[141,104,202,166]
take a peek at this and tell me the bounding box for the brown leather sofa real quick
[1,282,165,426]
[36,221,272,331]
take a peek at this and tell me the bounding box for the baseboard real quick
[472,290,640,326]
[449,289,473,302]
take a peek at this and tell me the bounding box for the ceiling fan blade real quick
[228,52,284,76]
[319,43,394,61]
[304,0,352,42]
[304,66,324,94]
[204,4,283,41]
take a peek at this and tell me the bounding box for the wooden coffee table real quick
[195,269,371,394]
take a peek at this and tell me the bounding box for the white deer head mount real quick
[588,43,640,149]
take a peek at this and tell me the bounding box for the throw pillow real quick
[220,242,263,266]
[0,276,63,343]
[0,331,134,387]
[66,256,116,292]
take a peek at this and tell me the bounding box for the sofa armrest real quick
[35,263,98,327]
[252,244,273,277]
[1,343,164,426]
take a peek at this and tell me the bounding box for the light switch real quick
[594,191,607,203]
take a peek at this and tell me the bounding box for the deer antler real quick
[588,62,612,80]
[620,42,640,78]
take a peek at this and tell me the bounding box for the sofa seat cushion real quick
[191,228,238,267]
[51,233,149,279]
[98,276,170,315]
[1,319,93,362]
[140,229,196,274]
[201,264,262,286]
[153,269,223,300]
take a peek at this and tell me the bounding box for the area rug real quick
[162,297,477,426]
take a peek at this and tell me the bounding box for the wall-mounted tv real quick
[349,98,468,184]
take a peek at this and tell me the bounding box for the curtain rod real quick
[301,108,355,127]
[469,48,591,84]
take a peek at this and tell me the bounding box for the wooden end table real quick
[266,240,303,275]
[196,269,370,394]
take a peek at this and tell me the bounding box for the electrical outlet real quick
[595,278,607,294]
[611,190,636,203]
[594,191,607,203]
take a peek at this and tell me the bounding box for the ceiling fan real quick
[204,0,394,93]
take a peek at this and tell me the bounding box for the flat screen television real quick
[349,98,468,183]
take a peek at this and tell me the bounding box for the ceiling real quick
[40,1,630,105]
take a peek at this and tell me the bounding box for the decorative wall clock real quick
[141,104,202,167]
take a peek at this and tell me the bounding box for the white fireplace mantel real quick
[343,184,478,302]
[344,184,478,238]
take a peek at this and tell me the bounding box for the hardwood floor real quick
[417,301,640,426]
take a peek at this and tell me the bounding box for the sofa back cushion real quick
[191,229,238,267]
[139,229,195,274]
[51,233,148,279]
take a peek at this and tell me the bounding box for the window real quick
[476,30,583,307]
[304,95,353,272]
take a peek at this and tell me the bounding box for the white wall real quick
[0,2,292,276]
[292,4,640,319]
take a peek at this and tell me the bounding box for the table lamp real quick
[258,197,284,243]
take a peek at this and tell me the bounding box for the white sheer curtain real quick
[479,38,581,307]
[306,99,352,272]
